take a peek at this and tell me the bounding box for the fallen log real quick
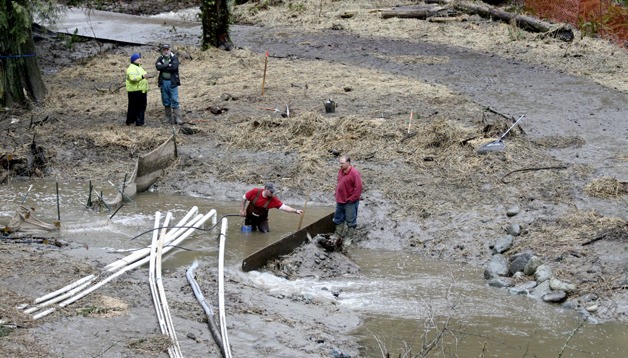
[429,15,469,23]
[425,0,453,4]
[453,2,574,41]
[381,5,454,19]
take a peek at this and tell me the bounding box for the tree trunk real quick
[454,2,546,31]
[0,0,47,108]
[200,0,232,50]
[381,5,450,19]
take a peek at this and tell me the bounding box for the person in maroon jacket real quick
[333,156,363,244]
[239,183,303,233]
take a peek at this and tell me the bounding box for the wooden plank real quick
[241,212,335,272]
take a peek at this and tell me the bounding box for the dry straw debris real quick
[232,0,628,93]
[515,210,627,298]
[585,177,628,198]
[75,295,129,318]
[64,125,171,151]
[128,334,173,355]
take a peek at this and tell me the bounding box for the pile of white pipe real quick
[217,217,233,358]
[186,217,233,358]
[18,206,217,322]
[150,211,182,358]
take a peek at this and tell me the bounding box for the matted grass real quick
[585,177,628,198]
[232,0,628,93]
[515,210,627,298]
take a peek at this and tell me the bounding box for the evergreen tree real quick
[200,0,232,50]
[0,0,47,107]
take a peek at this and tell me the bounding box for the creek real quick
[1,181,626,356]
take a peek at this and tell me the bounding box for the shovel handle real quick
[499,114,525,141]
[297,194,310,230]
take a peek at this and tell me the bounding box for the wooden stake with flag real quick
[261,51,269,96]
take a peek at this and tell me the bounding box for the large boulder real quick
[508,252,532,275]
[484,254,509,279]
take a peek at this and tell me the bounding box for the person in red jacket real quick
[333,156,363,244]
[239,183,303,233]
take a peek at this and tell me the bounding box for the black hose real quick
[129,214,241,241]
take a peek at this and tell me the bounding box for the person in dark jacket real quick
[155,44,182,124]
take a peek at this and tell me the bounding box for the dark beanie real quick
[130,53,141,63]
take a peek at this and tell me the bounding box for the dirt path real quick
[1,1,627,357]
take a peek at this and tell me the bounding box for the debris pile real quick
[268,237,360,280]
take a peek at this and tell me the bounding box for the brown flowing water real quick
[1,181,627,356]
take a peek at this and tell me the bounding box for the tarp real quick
[107,134,177,208]
[6,205,59,232]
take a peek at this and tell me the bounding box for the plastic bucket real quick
[477,140,506,154]
[324,100,336,113]
[241,225,252,232]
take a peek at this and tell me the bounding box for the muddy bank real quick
[1,1,628,357]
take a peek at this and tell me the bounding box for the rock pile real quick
[483,205,600,322]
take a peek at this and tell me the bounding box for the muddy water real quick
[235,249,628,356]
[0,180,332,268]
[344,250,628,356]
[2,181,627,356]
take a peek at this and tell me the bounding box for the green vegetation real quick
[0,325,14,338]
[288,1,306,12]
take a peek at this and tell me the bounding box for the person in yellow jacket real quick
[126,53,155,126]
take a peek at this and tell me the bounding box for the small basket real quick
[241,224,252,232]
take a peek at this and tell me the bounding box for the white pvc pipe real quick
[33,209,217,320]
[211,212,217,229]
[156,220,182,358]
[32,307,56,320]
[105,211,203,273]
[104,206,199,272]
[33,274,96,304]
[24,278,95,314]
[149,212,168,337]
[29,211,194,318]
[218,217,233,358]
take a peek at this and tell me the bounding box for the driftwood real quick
[453,2,574,41]
[29,115,51,129]
[485,107,526,135]
[582,232,608,246]
[582,226,628,246]
[381,5,455,20]
[380,2,574,43]
[486,106,514,121]
[501,166,569,184]
[429,15,469,23]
